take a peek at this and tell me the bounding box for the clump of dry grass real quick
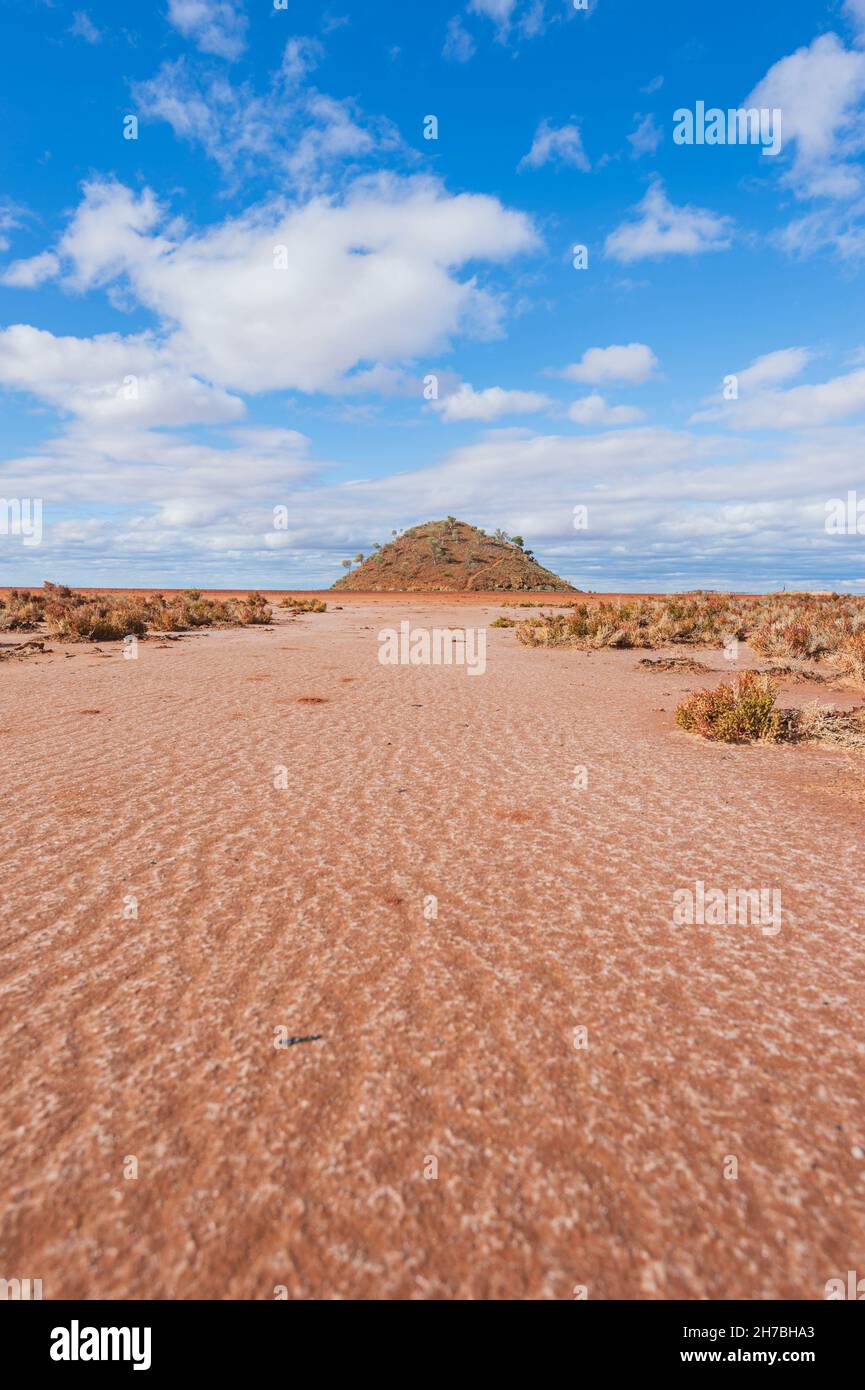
[839,630,865,683]
[675,671,783,743]
[638,656,712,673]
[794,702,865,749]
[0,589,45,631]
[748,618,831,659]
[279,597,327,614]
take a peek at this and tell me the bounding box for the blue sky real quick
[1,0,865,590]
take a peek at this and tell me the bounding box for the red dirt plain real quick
[1,596,863,1299]
[2,588,671,602]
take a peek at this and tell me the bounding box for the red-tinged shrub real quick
[675,671,782,743]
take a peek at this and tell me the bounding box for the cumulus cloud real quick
[167,0,247,62]
[3,176,538,407]
[0,423,319,581]
[746,33,865,199]
[733,347,813,393]
[0,172,540,581]
[690,348,811,424]
[557,343,659,386]
[605,180,733,262]
[846,0,865,43]
[1,251,60,288]
[518,120,590,172]
[0,324,244,427]
[567,394,644,426]
[694,353,865,430]
[5,407,865,589]
[435,383,551,421]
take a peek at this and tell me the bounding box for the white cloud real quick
[0,423,316,542]
[734,347,812,393]
[6,409,865,589]
[435,383,551,421]
[695,360,865,430]
[167,0,247,62]
[469,0,517,28]
[1,251,60,288]
[443,17,476,63]
[519,120,590,172]
[519,0,551,39]
[627,113,662,158]
[0,324,244,427]
[846,0,865,44]
[133,57,402,191]
[7,176,538,407]
[776,200,865,259]
[557,343,659,386]
[58,182,165,293]
[605,180,733,262]
[746,34,865,199]
[69,11,102,44]
[0,199,24,253]
[690,348,812,424]
[281,37,324,84]
[568,394,644,426]
[462,0,581,47]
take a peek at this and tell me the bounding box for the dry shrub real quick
[517,606,650,650]
[230,592,272,625]
[749,619,825,659]
[502,600,581,609]
[151,592,272,631]
[0,589,45,631]
[279,597,327,614]
[516,592,865,684]
[516,597,746,651]
[675,671,783,743]
[45,599,149,642]
[35,584,272,641]
[839,630,865,683]
[638,656,712,673]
